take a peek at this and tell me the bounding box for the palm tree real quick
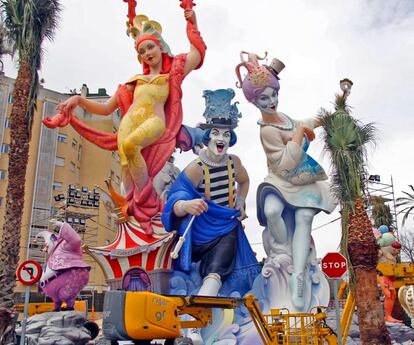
[0,1,60,342]
[0,15,12,71]
[396,185,414,227]
[319,81,391,345]
[370,195,393,228]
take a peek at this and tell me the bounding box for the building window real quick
[4,118,10,128]
[1,143,9,154]
[7,94,13,103]
[72,138,78,149]
[116,175,121,185]
[78,145,82,161]
[55,156,65,167]
[112,151,120,162]
[70,161,76,172]
[110,170,115,179]
[57,133,67,143]
[52,181,63,191]
[0,170,7,180]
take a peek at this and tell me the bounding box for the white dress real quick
[258,113,337,213]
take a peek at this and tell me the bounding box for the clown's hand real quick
[50,219,63,227]
[236,205,247,221]
[235,196,247,221]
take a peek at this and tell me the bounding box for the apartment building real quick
[0,73,122,292]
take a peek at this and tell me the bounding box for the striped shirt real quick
[196,157,236,207]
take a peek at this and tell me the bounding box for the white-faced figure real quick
[236,53,337,310]
[37,219,90,311]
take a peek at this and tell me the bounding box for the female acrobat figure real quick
[44,3,206,230]
[236,52,337,309]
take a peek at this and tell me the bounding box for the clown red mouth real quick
[216,143,225,153]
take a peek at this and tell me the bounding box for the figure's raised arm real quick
[57,94,119,117]
[182,6,206,77]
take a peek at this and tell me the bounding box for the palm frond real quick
[396,185,414,227]
[1,0,61,131]
[320,101,376,209]
[401,206,414,227]
[396,200,414,208]
[399,191,414,200]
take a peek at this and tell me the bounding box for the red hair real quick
[135,34,160,50]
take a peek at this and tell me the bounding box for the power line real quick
[248,216,342,247]
[312,216,341,231]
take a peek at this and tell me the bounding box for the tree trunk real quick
[0,61,32,344]
[347,198,391,344]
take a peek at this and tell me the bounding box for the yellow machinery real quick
[377,262,414,288]
[244,295,337,345]
[335,262,414,344]
[15,300,87,318]
[103,291,338,344]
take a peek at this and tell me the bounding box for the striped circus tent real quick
[86,214,176,288]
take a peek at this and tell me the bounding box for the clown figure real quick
[162,89,258,297]
[162,89,259,344]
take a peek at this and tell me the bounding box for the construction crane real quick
[102,291,338,344]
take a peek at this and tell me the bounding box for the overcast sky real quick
[4,0,414,260]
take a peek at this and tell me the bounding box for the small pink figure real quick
[37,220,90,311]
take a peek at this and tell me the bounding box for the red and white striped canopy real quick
[87,214,176,280]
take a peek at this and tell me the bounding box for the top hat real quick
[198,88,242,130]
[266,58,285,79]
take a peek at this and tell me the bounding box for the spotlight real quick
[67,217,73,223]
[82,187,89,193]
[68,198,75,204]
[75,191,81,198]
[69,184,76,190]
[93,201,100,208]
[80,219,86,225]
[81,200,88,206]
[368,174,381,182]
[54,194,65,202]
[73,218,80,224]
[87,200,93,207]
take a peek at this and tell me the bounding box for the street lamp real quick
[340,78,353,98]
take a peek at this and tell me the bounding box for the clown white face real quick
[41,233,57,255]
[207,128,231,160]
[255,87,278,115]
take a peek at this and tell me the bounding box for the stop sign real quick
[321,252,348,279]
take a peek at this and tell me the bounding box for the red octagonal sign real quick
[321,252,348,279]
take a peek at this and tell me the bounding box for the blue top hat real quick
[198,88,242,129]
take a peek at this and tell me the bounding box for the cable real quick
[312,216,341,231]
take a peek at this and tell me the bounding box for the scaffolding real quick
[365,174,398,233]
[51,185,100,286]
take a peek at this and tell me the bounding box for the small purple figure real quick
[37,220,90,311]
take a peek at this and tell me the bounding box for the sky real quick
[3,0,414,260]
